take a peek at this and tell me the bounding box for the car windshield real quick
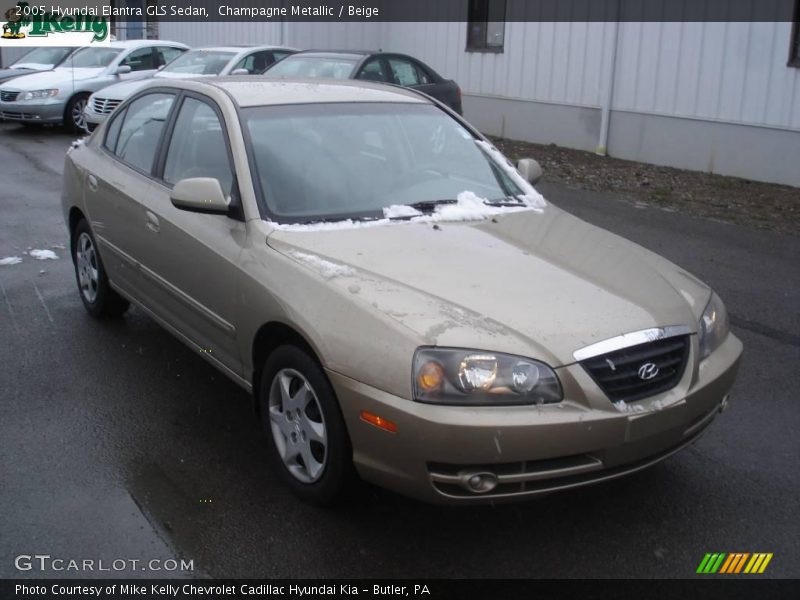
[13,47,71,67]
[265,55,358,79]
[65,47,122,68]
[243,103,523,223]
[160,50,236,75]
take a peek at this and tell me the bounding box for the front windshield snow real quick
[243,102,541,224]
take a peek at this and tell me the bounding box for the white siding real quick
[383,21,607,107]
[157,21,384,53]
[382,20,800,132]
[611,21,800,130]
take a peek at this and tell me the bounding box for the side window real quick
[163,97,234,196]
[114,93,175,173]
[233,50,273,74]
[272,51,292,63]
[387,58,422,86]
[155,46,183,68]
[415,63,433,84]
[357,58,389,83]
[104,106,127,154]
[121,47,156,72]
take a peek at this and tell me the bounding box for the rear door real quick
[83,91,176,295]
[131,93,246,378]
[385,55,458,110]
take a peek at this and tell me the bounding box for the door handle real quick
[87,174,98,192]
[145,211,160,233]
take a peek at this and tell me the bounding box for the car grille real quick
[91,96,122,115]
[579,335,690,403]
[0,90,19,102]
[0,110,38,120]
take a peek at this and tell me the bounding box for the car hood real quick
[0,67,35,83]
[3,67,104,89]
[92,78,149,100]
[267,205,710,367]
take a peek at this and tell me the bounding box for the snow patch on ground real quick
[287,251,355,280]
[70,137,88,151]
[0,256,22,266]
[29,249,59,260]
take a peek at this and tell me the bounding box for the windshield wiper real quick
[484,196,526,207]
[404,199,458,213]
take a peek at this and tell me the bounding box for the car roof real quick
[189,45,297,54]
[288,50,373,59]
[146,77,431,108]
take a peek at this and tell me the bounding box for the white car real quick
[83,45,296,131]
[0,40,187,132]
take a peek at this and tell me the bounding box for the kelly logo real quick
[696,552,773,574]
[2,2,108,43]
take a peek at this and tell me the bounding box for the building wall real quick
[383,18,800,186]
[157,20,385,52]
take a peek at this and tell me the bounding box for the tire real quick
[259,345,354,506]
[64,93,90,133]
[71,219,129,318]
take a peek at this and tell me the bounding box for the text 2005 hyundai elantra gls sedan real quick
[62,78,742,505]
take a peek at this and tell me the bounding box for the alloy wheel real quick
[71,98,88,131]
[268,368,328,483]
[76,232,99,303]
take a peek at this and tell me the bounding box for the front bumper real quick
[83,105,108,127]
[0,98,65,124]
[330,332,742,504]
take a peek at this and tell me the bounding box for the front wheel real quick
[65,93,90,133]
[71,219,129,318]
[259,345,354,505]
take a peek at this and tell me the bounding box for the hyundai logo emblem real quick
[638,362,660,380]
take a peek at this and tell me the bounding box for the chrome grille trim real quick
[572,325,691,362]
[0,90,20,102]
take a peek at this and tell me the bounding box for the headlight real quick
[698,291,729,360]
[19,89,59,101]
[413,347,562,405]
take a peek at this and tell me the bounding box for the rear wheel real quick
[71,219,129,318]
[65,93,90,133]
[259,345,354,505]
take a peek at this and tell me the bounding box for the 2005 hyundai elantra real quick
[62,78,742,505]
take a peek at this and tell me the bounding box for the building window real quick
[466,0,506,52]
[790,1,800,67]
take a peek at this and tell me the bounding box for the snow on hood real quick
[3,67,105,89]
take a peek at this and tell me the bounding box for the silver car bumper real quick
[0,99,65,124]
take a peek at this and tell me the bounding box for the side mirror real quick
[170,178,229,214]
[230,68,250,76]
[114,65,132,75]
[517,158,542,184]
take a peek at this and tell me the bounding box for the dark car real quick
[0,47,76,84]
[263,50,462,114]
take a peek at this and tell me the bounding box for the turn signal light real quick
[360,410,397,433]
[417,361,444,392]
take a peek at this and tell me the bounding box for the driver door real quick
[131,93,246,379]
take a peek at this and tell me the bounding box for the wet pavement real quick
[1,123,798,579]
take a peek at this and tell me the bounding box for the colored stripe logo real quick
[696,553,773,574]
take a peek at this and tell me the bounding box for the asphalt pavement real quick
[0,123,798,579]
